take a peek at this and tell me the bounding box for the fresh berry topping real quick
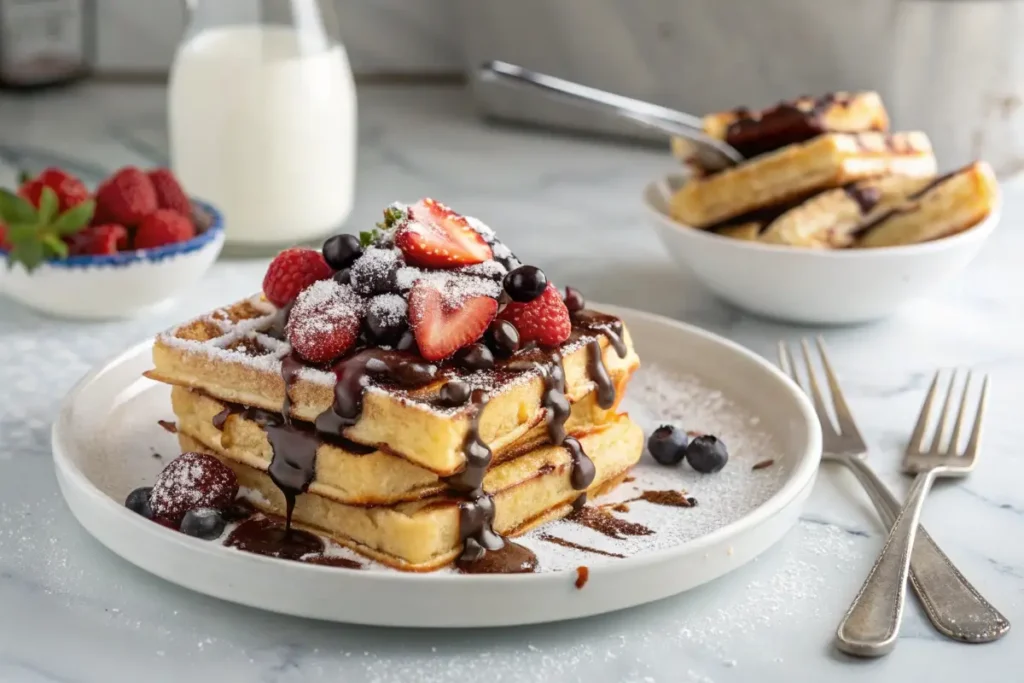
[564,286,586,313]
[485,319,520,357]
[262,247,334,308]
[149,452,239,523]
[286,280,363,363]
[180,507,227,540]
[0,186,96,271]
[686,435,729,473]
[408,280,498,361]
[350,247,400,295]
[498,282,571,347]
[0,222,9,250]
[365,293,408,346]
[19,167,90,213]
[333,268,351,285]
[647,425,689,466]
[439,380,471,407]
[65,224,129,255]
[453,343,495,371]
[124,487,154,518]
[394,198,492,268]
[146,168,192,217]
[503,265,548,303]
[94,166,158,225]
[134,209,195,249]
[323,233,363,270]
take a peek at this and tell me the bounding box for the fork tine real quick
[929,371,958,454]
[800,338,838,437]
[965,374,989,459]
[947,373,972,456]
[814,336,865,443]
[909,371,940,453]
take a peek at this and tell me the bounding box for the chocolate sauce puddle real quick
[225,516,323,560]
[456,541,537,574]
[538,533,626,559]
[568,506,654,539]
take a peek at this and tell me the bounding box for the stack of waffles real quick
[669,92,997,247]
[146,201,644,571]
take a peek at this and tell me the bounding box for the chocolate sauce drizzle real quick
[538,533,625,559]
[843,183,881,214]
[567,506,654,539]
[586,339,615,410]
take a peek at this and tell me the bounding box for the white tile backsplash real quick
[94,0,460,75]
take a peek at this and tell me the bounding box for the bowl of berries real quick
[0,166,224,319]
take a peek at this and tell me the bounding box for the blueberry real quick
[125,487,153,518]
[439,380,471,407]
[486,319,520,357]
[563,286,586,313]
[350,248,400,296]
[503,266,547,303]
[454,343,494,371]
[365,294,409,346]
[647,425,688,466]
[686,435,729,473]
[333,268,351,285]
[180,507,227,540]
[323,234,362,270]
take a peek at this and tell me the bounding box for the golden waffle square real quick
[179,415,644,571]
[147,295,640,477]
[857,161,998,247]
[670,132,937,229]
[172,384,619,506]
[671,91,890,165]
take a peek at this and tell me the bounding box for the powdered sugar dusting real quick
[464,214,495,241]
[406,270,501,307]
[367,294,408,328]
[287,280,365,340]
[349,247,401,292]
[457,260,506,280]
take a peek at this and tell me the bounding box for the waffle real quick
[179,414,644,571]
[172,384,618,506]
[670,132,937,229]
[856,162,998,247]
[147,295,639,478]
[671,91,890,165]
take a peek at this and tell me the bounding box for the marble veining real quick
[0,84,1022,682]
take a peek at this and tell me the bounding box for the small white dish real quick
[644,174,1000,325]
[0,200,224,320]
[52,304,820,627]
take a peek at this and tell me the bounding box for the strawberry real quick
[0,187,95,271]
[395,198,492,269]
[147,168,192,217]
[286,280,363,363]
[149,452,239,524]
[18,167,90,213]
[134,209,195,249]
[0,222,9,251]
[408,280,498,361]
[498,282,571,347]
[66,224,129,255]
[262,247,334,308]
[94,166,158,225]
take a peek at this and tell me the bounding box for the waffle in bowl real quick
[141,198,644,572]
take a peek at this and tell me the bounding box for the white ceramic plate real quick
[52,304,821,627]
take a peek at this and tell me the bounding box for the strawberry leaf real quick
[41,233,67,259]
[9,239,44,272]
[0,189,37,225]
[359,229,380,247]
[38,187,58,223]
[16,170,32,185]
[7,223,36,242]
[51,199,94,235]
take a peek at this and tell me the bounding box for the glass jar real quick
[0,0,92,90]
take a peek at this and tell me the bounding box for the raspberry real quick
[149,452,238,524]
[19,167,90,212]
[94,166,158,225]
[147,168,192,217]
[134,209,195,249]
[286,279,363,363]
[498,282,571,347]
[262,247,334,308]
[65,224,129,255]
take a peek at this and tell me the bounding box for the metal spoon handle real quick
[479,59,704,132]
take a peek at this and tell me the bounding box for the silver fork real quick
[778,340,1008,650]
[835,369,992,656]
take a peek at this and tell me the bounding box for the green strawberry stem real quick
[0,187,94,272]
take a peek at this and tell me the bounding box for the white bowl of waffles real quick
[645,91,1001,325]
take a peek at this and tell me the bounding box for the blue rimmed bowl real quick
[0,200,224,320]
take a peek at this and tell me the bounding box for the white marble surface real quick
[0,84,1022,683]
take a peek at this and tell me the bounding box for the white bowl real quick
[0,201,224,320]
[644,174,1000,325]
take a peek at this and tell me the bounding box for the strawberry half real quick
[409,280,498,361]
[395,198,492,269]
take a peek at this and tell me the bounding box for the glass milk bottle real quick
[169,0,357,253]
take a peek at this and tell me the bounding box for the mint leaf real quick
[38,187,58,223]
[52,199,94,235]
[0,189,36,225]
[41,233,67,259]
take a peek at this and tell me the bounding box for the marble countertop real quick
[1,83,1022,683]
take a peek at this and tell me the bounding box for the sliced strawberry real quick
[498,282,571,347]
[395,198,492,269]
[409,279,498,361]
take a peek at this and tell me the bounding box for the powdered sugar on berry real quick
[367,294,407,329]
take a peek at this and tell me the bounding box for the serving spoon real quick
[477,60,743,173]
